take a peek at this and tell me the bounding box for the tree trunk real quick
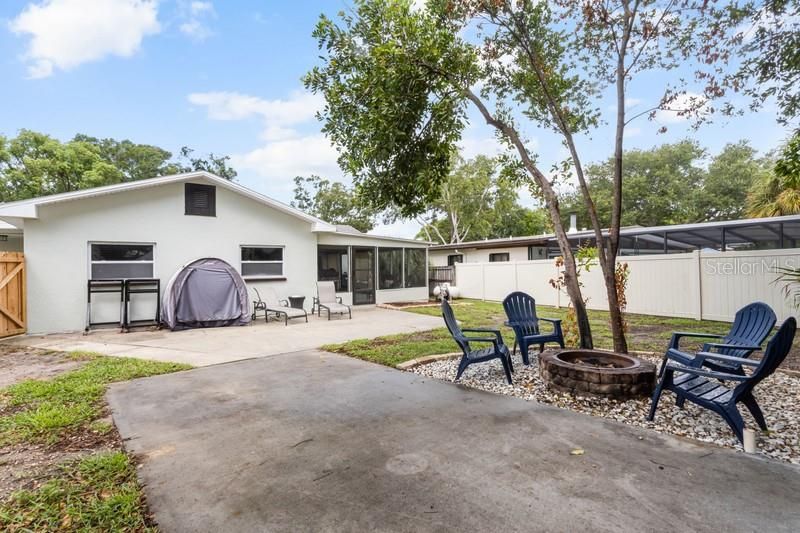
[462,88,594,348]
[600,253,628,353]
[558,231,594,349]
[600,3,635,354]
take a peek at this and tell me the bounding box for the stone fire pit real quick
[539,349,656,400]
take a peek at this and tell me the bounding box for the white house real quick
[0,171,429,334]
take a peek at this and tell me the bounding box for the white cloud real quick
[458,135,505,160]
[190,90,340,187]
[655,92,708,123]
[231,135,340,184]
[188,91,322,124]
[9,0,160,79]
[625,97,642,109]
[179,1,215,41]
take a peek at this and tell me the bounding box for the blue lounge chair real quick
[647,317,796,444]
[502,291,564,365]
[441,299,514,384]
[659,302,776,377]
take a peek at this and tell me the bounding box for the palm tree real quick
[747,133,800,217]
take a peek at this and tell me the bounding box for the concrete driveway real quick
[7,307,441,366]
[108,350,800,533]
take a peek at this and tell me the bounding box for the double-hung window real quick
[241,246,284,279]
[90,243,154,280]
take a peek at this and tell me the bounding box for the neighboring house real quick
[429,237,548,267]
[429,215,800,267]
[0,172,429,334]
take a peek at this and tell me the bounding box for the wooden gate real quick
[0,252,25,338]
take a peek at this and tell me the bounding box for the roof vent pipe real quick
[568,213,578,234]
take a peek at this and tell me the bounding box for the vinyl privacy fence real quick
[454,248,800,323]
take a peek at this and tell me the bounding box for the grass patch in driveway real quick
[0,451,154,532]
[324,299,745,368]
[1,350,191,531]
[1,355,190,446]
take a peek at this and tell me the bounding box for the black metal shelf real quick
[123,279,160,332]
[85,278,161,333]
[85,279,125,332]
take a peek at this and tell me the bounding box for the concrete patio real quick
[7,307,441,366]
[108,350,800,533]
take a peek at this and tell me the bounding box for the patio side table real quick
[288,295,306,310]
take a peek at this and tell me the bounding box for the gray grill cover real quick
[161,258,251,330]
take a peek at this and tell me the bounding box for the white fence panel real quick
[515,261,561,307]
[452,248,800,323]
[483,263,518,301]
[623,253,699,319]
[454,263,486,300]
[700,249,800,322]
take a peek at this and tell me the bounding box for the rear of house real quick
[0,172,428,334]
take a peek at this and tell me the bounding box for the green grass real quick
[0,451,156,532]
[0,353,191,446]
[323,299,732,367]
[0,352,191,532]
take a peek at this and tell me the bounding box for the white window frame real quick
[240,245,285,280]
[88,241,155,280]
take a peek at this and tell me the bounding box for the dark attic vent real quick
[185,183,216,217]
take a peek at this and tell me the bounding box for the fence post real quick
[481,264,486,301]
[694,250,703,321]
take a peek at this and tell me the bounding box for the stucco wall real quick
[375,287,428,304]
[24,181,318,333]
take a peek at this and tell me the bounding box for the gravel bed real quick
[409,353,800,464]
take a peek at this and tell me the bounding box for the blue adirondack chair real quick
[659,302,776,378]
[502,291,565,365]
[441,299,514,384]
[647,317,796,444]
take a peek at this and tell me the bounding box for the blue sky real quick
[0,0,792,237]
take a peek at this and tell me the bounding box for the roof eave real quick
[0,171,330,227]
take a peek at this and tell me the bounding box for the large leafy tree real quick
[725,0,800,125]
[417,155,549,243]
[172,146,237,181]
[292,175,379,232]
[563,141,706,229]
[701,141,772,220]
[305,0,736,351]
[0,130,236,202]
[723,1,800,218]
[563,140,768,228]
[72,134,173,183]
